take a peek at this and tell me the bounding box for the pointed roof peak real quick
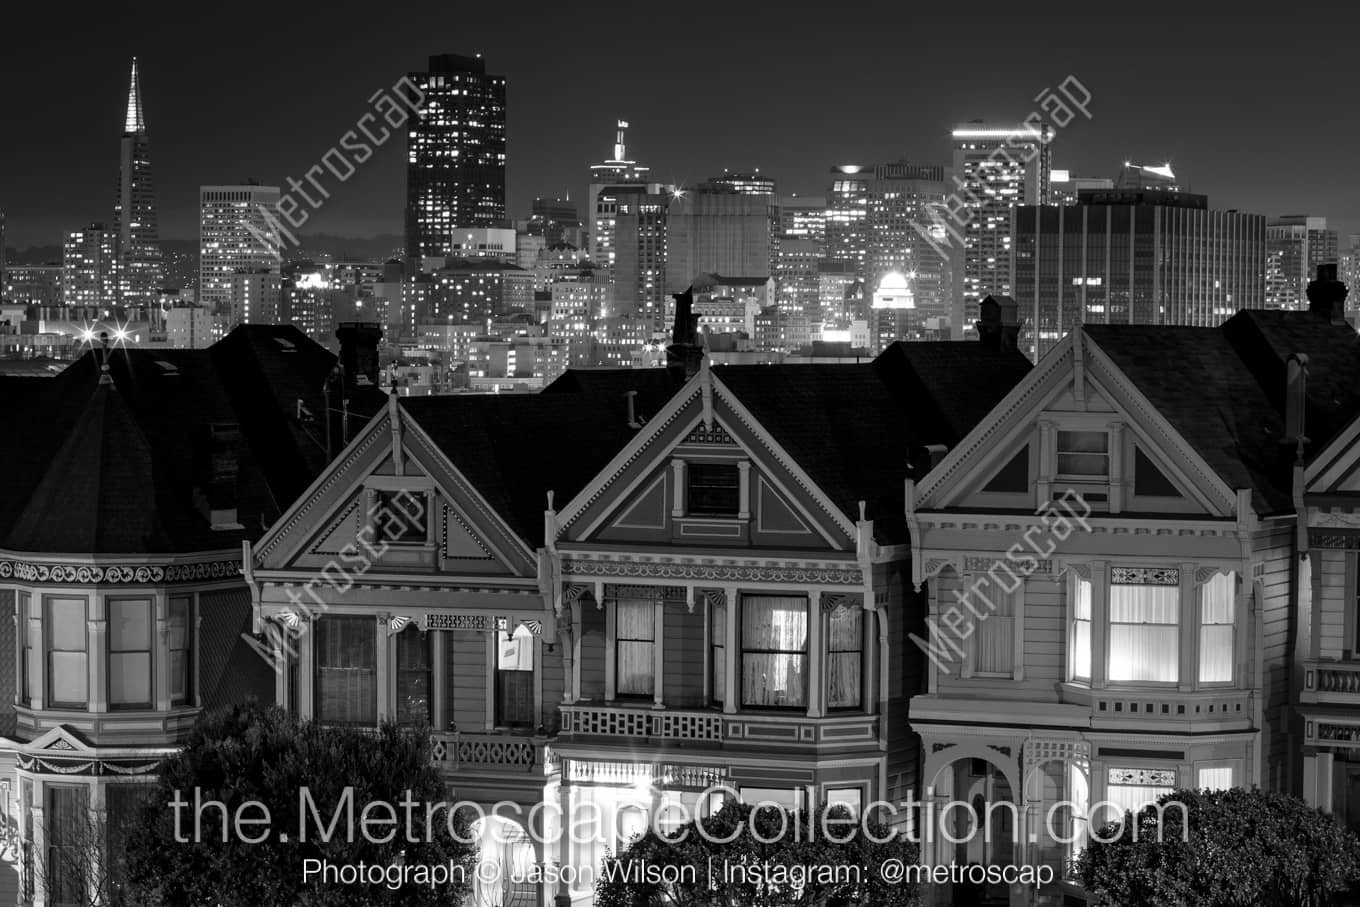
[124,57,145,135]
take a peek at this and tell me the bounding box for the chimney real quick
[666,287,705,380]
[1307,263,1349,326]
[336,322,383,392]
[200,422,243,530]
[976,295,1021,352]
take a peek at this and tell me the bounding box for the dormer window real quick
[372,489,428,544]
[687,463,740,516]
[1056,430,1108,481]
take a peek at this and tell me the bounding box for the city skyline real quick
[3,4,1359,249]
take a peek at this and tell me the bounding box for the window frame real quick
[739,594,810,710]
[685,461,742,517]
[827,604,864,710]
[107,597,154,711]
[1069,572,1093,683]
[1106,574,1181,685]
[168,595,194,707]
[394,624,433,727]
[45,597,88,711]
[314,616,378,727]
[1197,571,1236,686]
[711,598,726,707]
[494,629,535,730]
[963,571,1023,680]
[612,595,656,699]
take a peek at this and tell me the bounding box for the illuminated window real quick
[741,595,808,708]
[495,630,535,728]
[46,598,88,710]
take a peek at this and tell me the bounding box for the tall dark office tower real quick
[114,58,163,307]
[867,161,950,327]
[405,54,507,259]
[825,166,871,274]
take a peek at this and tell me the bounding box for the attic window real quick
[687,463,741,516]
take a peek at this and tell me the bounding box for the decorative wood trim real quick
[0,558,242,586]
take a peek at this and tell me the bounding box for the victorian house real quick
[904,291,1360,906]
[246,292,1034,905]
[0,325,380,907]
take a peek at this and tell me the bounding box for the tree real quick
[1074,787,1360,907]
[594,800,921,907]
[123,700,476,906]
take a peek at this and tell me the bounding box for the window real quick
[711,599,726,705]
[315,617,376,726]
[495,630,534,728]
[18,592,31,706]
[687,462,740,516]
[1056,430,1108,479]
[109,598,152,709]
[828,606,863,708]
[740,595,808,708]
[1101,767,1176,821]
[46,786,89,907]
[169,596,193,706]
[372,489,427,543]
[395,625,432,726]
[969,574,1016,676]
[1196,764,1234,791]
[1071,574,1092,681]
[1199,572,1235,683]
[1108,572,1179,683]
[46,598,87,709]
[614,595,655,697]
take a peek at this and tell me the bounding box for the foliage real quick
[123,700,475,906]
[1075,787,1360,907]
[595,800,921,907]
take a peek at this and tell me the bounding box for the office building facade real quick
[199,185,284,320]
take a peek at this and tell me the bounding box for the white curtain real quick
[1199,572,1235,683]
[615,599,655,696]
[1108,585,1179,682]
[1071,576,1092,680]
[741,596,808,707]
[1099,783,1173,824]
[828,607,862,708]
[972,575,1015,675]
[1197,766,1233,790]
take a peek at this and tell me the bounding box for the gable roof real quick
[0,326,350,556]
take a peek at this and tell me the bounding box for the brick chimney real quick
[1307,263,1349,326]
[976,295,1021,352]
[336,322,383,392]
[666,287,705,380]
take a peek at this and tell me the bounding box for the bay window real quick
[395,625,431,726]
[495,630,534,728]
[19,592,31,706]
[740,595,808,708]
[109,598,153,710]
[1198,572,1235,684]
[1070,574,1092,681]
[828,606,863,709]
[315,617,377,726]
[1107,571,1179,683]
[46,598,87,710]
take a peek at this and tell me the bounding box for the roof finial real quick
[97,332,114,386]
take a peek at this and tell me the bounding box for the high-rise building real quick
[1115,162,1181,192]
[950,122,1051,338]
[1342,234,1360,322]
[867,161,951,328]
[528,198,579,246]
[587,121,658,268]
[114,58,164,307]
[405,54,507,258]
[611,186,670,331]
[1048,169,1114,205]
[710,170,776,196]
[63,223,118,308]
[199,184,284,321]
[825,166,871,273]
[4,265,63,307]
[775,237,823,318]
[779,195,826,243]
[665,183,778,295]
[1011,189,1266,361]
[1266,216,1338,310]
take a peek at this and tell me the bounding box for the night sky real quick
[4,3,1357,249]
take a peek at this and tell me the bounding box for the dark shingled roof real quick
[1086,310,1360,515]
[411,343,1032,547]
[0,326,348,555]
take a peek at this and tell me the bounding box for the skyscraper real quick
[405,54,507,259]
[1011,189,1266,360]
[611,185,669,331]
[1048,169,1114,205]
[825,165,871,274]
[867,161,951,328]
[199,184,284,322]
[1266,215,1338,310]
[63,223,118,308]
[950,122,1050,338]
[587,121,657,268]
[114,58,163,307]
[665,181,779,295]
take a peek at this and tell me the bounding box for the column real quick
[807,595,823,719]
[274,623,290,711]
[1091,562,1108,690]
[297,619,315,720]
[1036,420,1054,502]
[737,460,752,520]
[12,599,20,707]
[431,630,447,731]
[652,600,665,710]
[88,597,107,713]
[671,460,686,518]
[1108,422,1125,513]
[30,788,45,907]
[604,591,616,702]
[1179,563,1195,692]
